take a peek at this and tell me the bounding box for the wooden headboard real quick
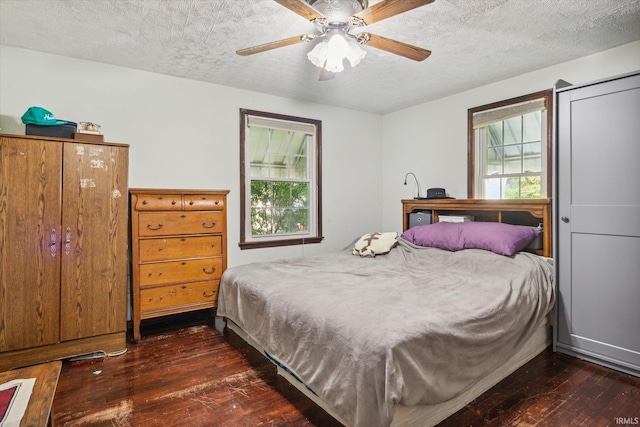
[402,198,552,257]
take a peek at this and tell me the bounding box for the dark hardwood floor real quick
[52,311,640,427]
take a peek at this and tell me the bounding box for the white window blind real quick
[473,98,546,129]
[247,115,316,134]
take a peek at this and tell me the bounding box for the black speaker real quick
[409,212,432,228]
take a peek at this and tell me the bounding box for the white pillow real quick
[353,232,398,257]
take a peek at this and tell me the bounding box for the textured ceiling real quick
[1,0,639,114]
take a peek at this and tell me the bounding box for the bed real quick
[217,200,555,427]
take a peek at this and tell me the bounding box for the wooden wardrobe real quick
[0,133,129,370]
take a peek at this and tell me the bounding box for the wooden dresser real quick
[129,189,229,342]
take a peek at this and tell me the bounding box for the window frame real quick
[239,108,323,250]
[467,89,553,199]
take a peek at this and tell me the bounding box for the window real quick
[239,109,323,249]
[468,90,552,199]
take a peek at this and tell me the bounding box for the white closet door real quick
[556,72,640,377]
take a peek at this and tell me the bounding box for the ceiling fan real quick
[236,0,434,79]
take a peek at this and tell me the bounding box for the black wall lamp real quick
[403,172,428,199]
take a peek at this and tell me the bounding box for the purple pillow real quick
[400,222,541,256]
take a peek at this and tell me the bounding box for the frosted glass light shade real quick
[307,34,366,73]
[325,34,348,72]
[307,41,329,68]
[345,39,366,67]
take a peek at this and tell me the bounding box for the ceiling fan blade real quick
[352,0,434,25]
[236,35,312,56]
[360,33,431,61]
[273,0,326,21]
[318,68,335,81]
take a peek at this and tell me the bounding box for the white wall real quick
[0,45,384,267]
[3,41,639,265]
[381,40,640,233]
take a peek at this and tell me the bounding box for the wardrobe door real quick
[59,142,129,341]
[556,73,640,376]
[0,137,62,351]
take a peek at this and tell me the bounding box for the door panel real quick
[567,234,640,353]
[60,143,129,341]
[556,73,640,375]
[570,87,640,206]
[0,137,62,351]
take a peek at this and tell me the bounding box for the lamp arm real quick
[403,172,422,199]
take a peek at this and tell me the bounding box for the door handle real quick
[65,227,71,255]
[50,228,57,257]
[561,216,570,223]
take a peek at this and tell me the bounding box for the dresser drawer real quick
[139,257,223,286]
[135,194,183,211]
[140,280,219,313]
[184,195,225,211]
[139,235,222,262]
[138,212,224,236]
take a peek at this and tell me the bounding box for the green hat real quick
[21,106,68,126]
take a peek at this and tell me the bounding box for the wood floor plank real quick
[51,312,640,426]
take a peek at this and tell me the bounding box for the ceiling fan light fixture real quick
[345,38,366,67]
[307,40,329,68]
[307,33,366,73]
[325,33,348,72]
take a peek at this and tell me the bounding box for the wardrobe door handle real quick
[50,229,57,257]
[64,227,71,255]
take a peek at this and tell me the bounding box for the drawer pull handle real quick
[189,201,194,205]
[203,290,216,297]
[203,267,216,274]
[215,200,220,205]
[147,223,163,230]
[171,200,177,205]
[142,200,148,205]
[202,222,216,229]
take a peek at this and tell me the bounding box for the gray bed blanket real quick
[218,239,555,427]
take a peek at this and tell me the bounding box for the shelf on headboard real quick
[401,198,552,257]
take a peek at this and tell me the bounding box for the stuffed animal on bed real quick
[353,232,398,257]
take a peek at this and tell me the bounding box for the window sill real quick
[239,236,324,250]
